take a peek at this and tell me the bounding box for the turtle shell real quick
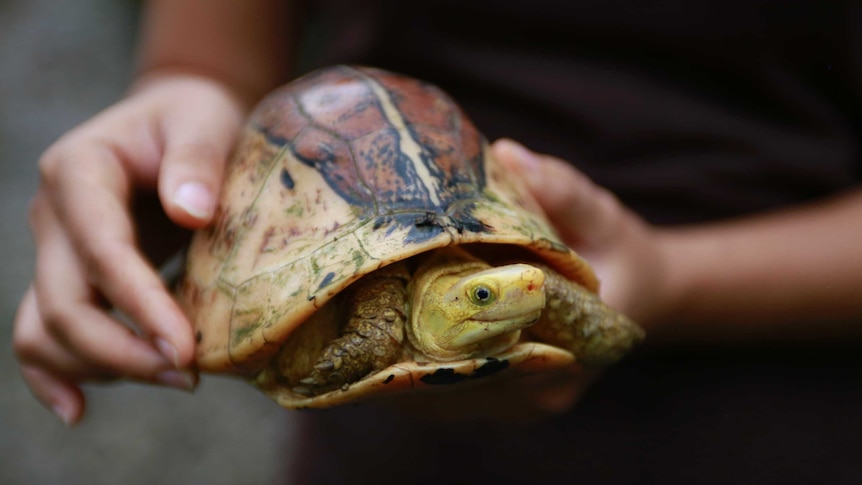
[178,65,600,406]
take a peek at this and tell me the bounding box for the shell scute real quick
[413,125,485,195]
[305,233,369,297]
[377,72,457,133]
[351,126,436,210]
[252,92,305,146]
[296,76,387,141]
[180,279,235,371]
[231,259,316,371]
[374,68,485,194]
[290,125,376,212]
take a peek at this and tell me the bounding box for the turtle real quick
[177,65,644,409]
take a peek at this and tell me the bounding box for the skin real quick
[13,0,862,425]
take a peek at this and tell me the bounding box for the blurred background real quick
[0,2,290,483]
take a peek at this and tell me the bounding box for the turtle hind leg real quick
[294,264,408,396]
[529,265,645,366]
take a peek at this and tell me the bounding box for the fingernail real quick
[52,403,74,427]
[155,337,180,368]
[173,182,213,219]
[156,369,197,392]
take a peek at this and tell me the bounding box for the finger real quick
[30,193,193,372]
[15,287,110,379]
[16,282,197,395]
[35,149,196,367]
[32,215,179,376]
[13,287,86,426]
[492,138,625,249]
[20,364,85,427]
[158,85,244,227]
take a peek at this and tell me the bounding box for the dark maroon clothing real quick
[287,2,862,483]
[301,0,862,223]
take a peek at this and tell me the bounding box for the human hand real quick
[492,139,670,328]
[383,139,667,422]
[417,138,667,419]
[13,73,247,426]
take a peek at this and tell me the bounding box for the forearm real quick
[657,187,862,340]
[135,0,294,106]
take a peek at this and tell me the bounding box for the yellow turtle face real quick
[407,250,546,361]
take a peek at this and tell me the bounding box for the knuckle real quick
[12,293,44,363]
[36,137,75,186]
[171,142,222,169]
[164,141,228,186]
[12,319,64,372]
[39,134,123,191]
[39,304,77,343]
[12,323,42,363]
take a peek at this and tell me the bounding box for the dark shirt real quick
[288,2,862,483]
[303,0,862,223]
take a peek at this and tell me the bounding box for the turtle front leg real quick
[529,265,645,366]
[295,264,408,395]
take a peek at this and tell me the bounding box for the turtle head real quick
[408,254,546,361]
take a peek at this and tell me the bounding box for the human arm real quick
[492,139,862,342]
[13,0,294,426]
[399,140,862,421]
[655,189,862,341]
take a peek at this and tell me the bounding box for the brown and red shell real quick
[177,66,598,406]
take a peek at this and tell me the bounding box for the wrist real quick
[135,0,292,109]
[640,226,709,339]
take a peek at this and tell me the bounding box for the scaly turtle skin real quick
[177,65,644,409]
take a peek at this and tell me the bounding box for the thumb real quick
[157,82,246,229]
[491,138,623,249]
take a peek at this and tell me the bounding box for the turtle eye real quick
[469,285,496,306]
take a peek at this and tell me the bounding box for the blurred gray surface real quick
[0,2,290,484]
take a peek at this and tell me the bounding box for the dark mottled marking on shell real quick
[470,357,509,379]
[447,202,491,234]
[317,272,336,291]
[280,168,295,189]
[372,70,485,185]
[419,357,510,386]
[351,126,433,210]
[420,368,466,386]
[251,65,492,245]
[399,212,447,243]
[373,216,389,231]
[195,331,203,344]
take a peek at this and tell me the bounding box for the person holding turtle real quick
[13,1,862,483]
